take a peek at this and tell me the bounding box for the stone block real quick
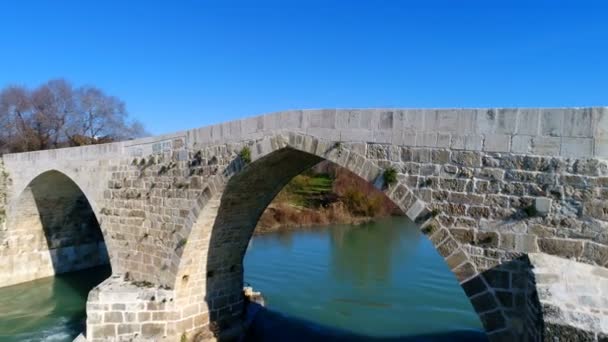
[517,109,539,135]
[563,108,593,137]
[480,309,506,332]
[461,276,488,297]
[582,242,608,266]
[416,133,437,147]
[483,269,511,290]
[141,323,165,338]
[483,134,511,152]
[117,323,139,335]
[471,291,498,313]
[90,324,117,339]
[437,237,459,258]
[450,151,481,167]
[476,109,497,134]
[340,128,373,142]
[540,109,564,136]
[495,108,518,134]
[445,249,469,269]
[431,150,450,164]
[561,137,593,157]
[593,107,608,138]
[400,132,416,146]
[424,109,460,132]
[437,133,451,148]
[406,199,428,222]
[531,136,561,156]
[104,311,123,323]
[453,262,478,282]
[535,197,552,216]
[511,135,532,154]
[377,110,394,130]
[403,109,425,131]
[308,109,336,129]
[475,231,499,248]
[595,139,608,158]
[538,238,583,259]
[336,110,368,130]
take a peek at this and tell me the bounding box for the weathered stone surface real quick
[0,107,606,341]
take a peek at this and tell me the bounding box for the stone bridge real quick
[1,108,608,341]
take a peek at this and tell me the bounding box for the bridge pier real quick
[85,277,215,342]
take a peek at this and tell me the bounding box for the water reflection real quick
[0,266,110,342]
[244,217,484,338]
[329,219,418,286]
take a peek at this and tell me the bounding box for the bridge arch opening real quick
[4,170,111,287]
[193,143,490,339]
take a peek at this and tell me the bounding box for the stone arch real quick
[2,169,111,287]
[174,132,507,339]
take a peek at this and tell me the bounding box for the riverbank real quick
[255,202,375,235]
[254,161,402,235]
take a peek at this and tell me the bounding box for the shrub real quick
[240,146,252,164]
[383,167,397,187]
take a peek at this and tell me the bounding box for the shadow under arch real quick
[6,169,111,285]
[202,140,495,338]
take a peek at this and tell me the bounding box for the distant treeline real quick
[0,79,146,153]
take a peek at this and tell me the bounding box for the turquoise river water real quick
[242,216,486,341]
[0,216,485,341]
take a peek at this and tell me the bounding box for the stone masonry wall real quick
[526,253,608,341]
[0,170,108,287]
[1,107,607,341]
[89,126,608,341]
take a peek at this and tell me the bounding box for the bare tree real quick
[30,79,75,149]
[0,85,34,152]
[0,79,146,153]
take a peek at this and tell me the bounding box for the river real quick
[243,216,486,341]
[0,266,110,342]
[0,217,485,341]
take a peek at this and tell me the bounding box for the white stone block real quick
[476,108,497,134]
[465,135,483,151]
[495,108,518,134]
[336,110,366,129]
[437,133,451,148]
[561,137,593,157]
[373,130,392,143]
[483,134,511,152]
[339,129,372,143]
[532,136,561,156]
[511,135,532,154]
[540,109,564,137]
[402,132,416,147]
[593,107,608,139]
[424,109,460,133]
[535,197,552,216]
[517,109,539,135]
[308,109,336,129]
[595,139,608,158]
[450,135,465,150]
[306,127,338,141]
[416,133,437,147]
[403,109,425,132]
[406,199,428,222]
[377,110,394,130]
[563,108,593,137]
[457,110,477,135]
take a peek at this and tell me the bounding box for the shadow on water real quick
[242,303,488,342]
[0,265,111,342]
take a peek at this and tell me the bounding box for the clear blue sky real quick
[1,1,606,135]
